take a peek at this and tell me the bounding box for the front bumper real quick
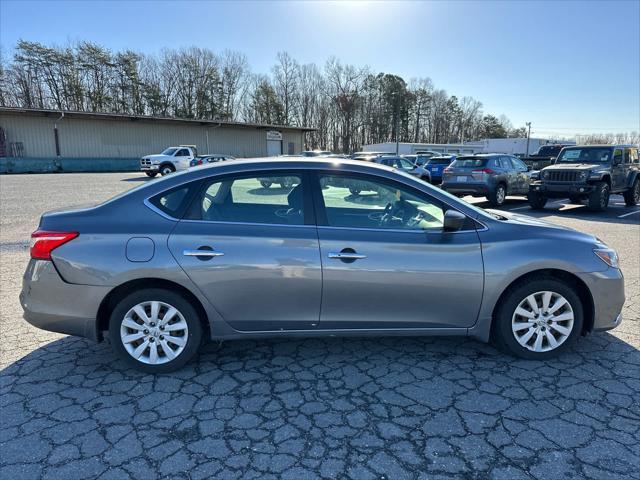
[140,164,159,172]
[575,267,625,332]
[529,181,596,198]
[20,260,111,341]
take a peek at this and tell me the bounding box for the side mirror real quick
[613,155,623,165]
[443,210,466,232]
[526,165,532,171]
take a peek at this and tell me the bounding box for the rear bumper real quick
[442,182,490,196]
[20,260,111,341]
[575,268,625,332]
[529,182,596,198]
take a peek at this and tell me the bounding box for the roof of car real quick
[565,144,635,149]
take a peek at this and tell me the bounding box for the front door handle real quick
[183,247,224,260]
[328,252,367,260]
[328,248,366,263]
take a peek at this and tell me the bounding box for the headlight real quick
[594,247,619,268]
[578,171,588,180]
[542,170,550,179]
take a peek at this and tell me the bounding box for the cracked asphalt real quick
[1,172,639,479]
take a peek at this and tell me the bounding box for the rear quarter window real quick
[149,183,199,219]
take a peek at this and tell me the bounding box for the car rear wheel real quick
[528,192,547,210]
[349,187,361,195]
[587,182,609,211]
[488,184,507,206]
[493,277,583,360]
[260,180,272,188]
[145,172,157,178]
[623,179,640,206]
[160,165,175,176]
[108,288,203,373]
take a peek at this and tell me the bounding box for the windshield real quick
[161,148,178,156]
[556,147,612,163]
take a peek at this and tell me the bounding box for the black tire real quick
[160,164,175,176]
[260,180,272,188]
[145,172,158,178]
[587,181,610,211]
[623,179,640,206]
[108,288,203,373]
[528,192,547,210]
[568,195,582,204]
[487,184,507,207]
[492,276,584,360]
[349,187,361,195]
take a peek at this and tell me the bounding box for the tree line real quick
[2,40,540,152]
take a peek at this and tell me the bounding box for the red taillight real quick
[472,168,495,175]
[30,230,79,260]
[443,167,452,173]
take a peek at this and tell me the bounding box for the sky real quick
[1,0,638,138]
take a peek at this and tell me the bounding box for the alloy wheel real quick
[511,291,574,353]
[496,186,506,204]
[634,182,640,202]
[120,301,189,365]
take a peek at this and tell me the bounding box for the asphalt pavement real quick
[1,172,639,479]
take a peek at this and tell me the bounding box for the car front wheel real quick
[493,277,583,360]
[145,172,157,178]
[160,165,175,176]
[587,181,609,211]
[528,192,547,210]
[108,288,203,373]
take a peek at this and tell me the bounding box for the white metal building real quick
[0,107,313,172]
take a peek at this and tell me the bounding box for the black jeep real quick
[528,145,640,211]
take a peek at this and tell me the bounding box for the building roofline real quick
[0,106,316,132]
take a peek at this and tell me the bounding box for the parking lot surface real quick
[1,172,639,480]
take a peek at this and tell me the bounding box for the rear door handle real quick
[183,247,224,260]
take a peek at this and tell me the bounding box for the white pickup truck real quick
[140,145,197,177]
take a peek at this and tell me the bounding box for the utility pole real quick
[525,122,532,156]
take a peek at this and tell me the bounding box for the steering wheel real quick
[380,201,407,227]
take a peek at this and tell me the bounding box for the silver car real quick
[21,158,624,372]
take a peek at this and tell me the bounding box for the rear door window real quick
[500,156,514,169]
[186,173,306,225]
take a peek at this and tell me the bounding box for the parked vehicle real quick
[301,150,333,157]
[367,155,432,182]
[441,154,532,206]
[190,154,236,168]
[351,151,394,159]
[140,146,198,177]
[521,144,572,170]
[424,155,456,184]
[528,145,640,211]
[22,157,624,372]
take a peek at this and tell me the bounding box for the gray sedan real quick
[21,158,624,372]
